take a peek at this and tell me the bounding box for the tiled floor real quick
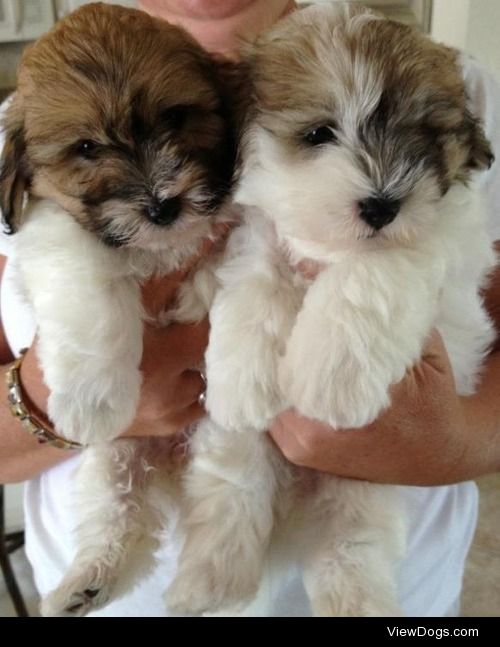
[2,475,499,617]
[0,546,40,617]
[0,89,13,103]
[461,473,500,617]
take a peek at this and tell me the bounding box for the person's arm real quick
[0,249,213,484]
[0,369,70,484]
[270,243,500,486]
[0,255,70,482]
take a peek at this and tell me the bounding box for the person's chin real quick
[148,0,257,21]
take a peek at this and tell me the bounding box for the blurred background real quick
[0,0,499,96]
[1,0,499,618]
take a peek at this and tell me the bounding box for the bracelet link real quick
[5,349,83,451]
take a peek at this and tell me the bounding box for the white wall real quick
[55,0,136,16]
[466,0,500,80]
[432,0,500,80]
[4,484,24,533]
[431,0,470,49]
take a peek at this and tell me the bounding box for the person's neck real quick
[138,1,296,58]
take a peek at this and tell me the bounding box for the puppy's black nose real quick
[146,196,182,226]
[358,196,401,230]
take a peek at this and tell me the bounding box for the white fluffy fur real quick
[167,5,496,617]
[26,3,496,619]
[14,198,226,616]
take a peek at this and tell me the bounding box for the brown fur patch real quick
[244,5,493,190]
[0,2,237,239]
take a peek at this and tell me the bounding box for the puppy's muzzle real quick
[146,196,182,227]
[359,196,401,231]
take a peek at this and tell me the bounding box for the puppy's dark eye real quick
[76,140,99,159]
[161,105,188,130]
[304,125,338,147]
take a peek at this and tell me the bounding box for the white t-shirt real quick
[1,56,499,617]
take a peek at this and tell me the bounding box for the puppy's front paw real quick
[310,591,402,618]
[279,318,397,429]
[41,564,116,617]
[207,355,282,432]
[166,546,261,615]
[48,382,139,445]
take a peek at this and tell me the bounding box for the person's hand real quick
[125,225,231,439]
[21,225,231,442]
[138,1,295,59]
[124,319,208,438]
[270,330,471,486]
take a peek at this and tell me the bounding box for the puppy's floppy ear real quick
[0,94,29,234]
[465,110,495,172]
[211,56,253,135]
[208,56,253,189]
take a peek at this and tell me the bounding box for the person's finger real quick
[141,224,234,316]
[270,409,376,470]
[193,221,234,261]
[173,369,206,408]
[141,319,209,374]
[295,258,323,280]
[420,329,454,374]
[170,424,198,466]
[141,274,183,315]
[387,328,454,402]
[268,415,291,450]
[170,401,206,431]
[171,221,233,280]
[165,320,210,372]
[124,402,205,439]
[269,410,316,465]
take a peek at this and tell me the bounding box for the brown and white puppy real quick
[0,2,237,616]
[1,2,235,249]
[166,4,496,616]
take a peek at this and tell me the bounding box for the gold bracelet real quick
[6,349,83,451]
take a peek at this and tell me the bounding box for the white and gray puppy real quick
[167,4,496,616]
[0,4,236,616]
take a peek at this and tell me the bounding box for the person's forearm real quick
[456,242,500,479]
[0,258,67,482]
[460,349,500,480]
[0,361,72,484]
[270,330,500,486]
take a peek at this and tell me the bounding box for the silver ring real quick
[198,370,207,407]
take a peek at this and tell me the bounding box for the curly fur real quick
[0,3,237,616]
[167,4,496,617]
